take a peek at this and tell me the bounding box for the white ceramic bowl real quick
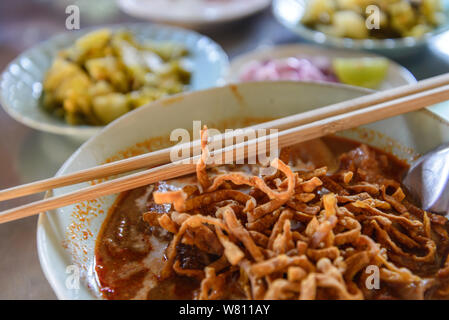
[117,0,272,28]
[226,44,416,90]
[273,0,449,58]
[0,23,229,140]
[37,82,449,299]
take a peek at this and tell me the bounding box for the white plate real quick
[36,82,449,299]
[226,44,417,90]
[117,0,272,27]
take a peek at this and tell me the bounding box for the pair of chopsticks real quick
[1,73,449,224]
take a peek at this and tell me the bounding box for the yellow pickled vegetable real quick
[302,0,336,25]
[92,93,129,125]
[42,29,191,125]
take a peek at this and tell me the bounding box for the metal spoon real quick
[402,143,449,216]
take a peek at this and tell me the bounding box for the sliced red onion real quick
[239,56,338,83]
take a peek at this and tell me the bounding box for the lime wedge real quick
[333,57,389,89]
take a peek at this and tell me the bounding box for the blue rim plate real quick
[273,0,449,55]
[0,23,229,139]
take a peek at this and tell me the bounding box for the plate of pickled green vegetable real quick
[273,0,449,57]
[0,24,229,139]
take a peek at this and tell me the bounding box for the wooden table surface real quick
[1,0,449,299]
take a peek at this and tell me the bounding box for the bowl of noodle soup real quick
[37,81,449,299]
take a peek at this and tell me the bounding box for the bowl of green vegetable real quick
[273,0,449,57]
[0,23,229,140]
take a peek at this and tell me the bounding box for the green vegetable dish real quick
[301,0,446,40]
[42,29,191,125]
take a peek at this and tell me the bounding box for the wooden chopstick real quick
[2,72,449,203]
[1,82,449,224]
